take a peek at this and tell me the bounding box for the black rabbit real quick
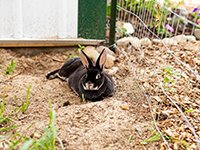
[46,49,115,101]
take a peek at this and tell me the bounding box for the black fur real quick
[46,50,115,101]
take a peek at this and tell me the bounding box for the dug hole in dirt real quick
[0,47,154,150]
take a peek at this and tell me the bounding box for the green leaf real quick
[141,133,161,144]
[20,139,34,150]
[20,84,31,113]
[20,104,61,150]
[0,96,6,117]
[0,125,16,132]
[184,109,194,113]
[106,5,111,17]
[128,135,133,143]
[163,77,170,83]
[164,66,173,73]
[4,60,16,75]
[0,116,11,123]
[77,44,85,52]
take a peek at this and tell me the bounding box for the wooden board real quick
[0,39,104,47]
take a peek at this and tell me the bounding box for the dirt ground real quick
[0,39,199,149]
[0,48,156,150]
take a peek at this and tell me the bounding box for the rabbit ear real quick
[96,49,107,70]
[80,50,93,68]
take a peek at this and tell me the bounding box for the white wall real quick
[0,0,78,39]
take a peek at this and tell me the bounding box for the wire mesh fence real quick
[107,0,200,149]
[115,0,200,40]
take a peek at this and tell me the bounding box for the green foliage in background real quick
[118,0,184,35]
[162,66,180,90]
[106,4,111,17]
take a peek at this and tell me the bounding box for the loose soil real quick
[1,39,199,149]
[0,48,154,150]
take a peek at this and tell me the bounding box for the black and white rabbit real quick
[46,49,115,101]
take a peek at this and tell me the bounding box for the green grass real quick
[4,60,16,75]
[8,132,28,150]
[20,102,64,150]
[162,66,180,90]
[20,85,31,113]
[141,132,162,144]
[77,44,85,52]
[0,96,5,117]
[0,96,16,133]
[0,86,63,150]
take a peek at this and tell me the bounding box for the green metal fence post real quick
[109,0,117,50]
[78,0,106,40]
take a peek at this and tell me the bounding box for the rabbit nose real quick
[85,83,94,90]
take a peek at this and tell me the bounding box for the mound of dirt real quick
[0,48,152,149]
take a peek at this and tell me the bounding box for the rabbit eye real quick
[96,74,101,79]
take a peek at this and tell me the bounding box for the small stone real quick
[33,132,41,138]
[172,34,187,43]
[105,54,115,68]
[106,67,119,75]
[185,35,196,42]
[96,46,115,56]
[174,142,179,150]
[152,39,162,44]
[162,38,177,46]
[116,37,141,50]
[83,46,99,62]
[140,37,152,46]
[155,112,168,121]
[116,37,130,48]
[63,101,70,107]
[83,46,115,69]
[190,143,197,149]
[165,128,175,137]
[120,105,129,110]
[194,29,200,40]
[129,37,141,49]
[0,142,9,149]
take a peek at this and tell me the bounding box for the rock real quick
[152,39,162,44]
[0,142,9,149]
[96,46,116,68]
[83,46,115,69]
[162,38,177,46]
[185,35,196,42]
[106,67,119,75]
[172,35,187,43]
[83,46,99,62]
[116,37,141,50]
[194,29,200,40]
[129,37,141,49]
[140,37,152,46]
[105,54,115,68]
[96,46,115,56]
[116,37,130,49]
